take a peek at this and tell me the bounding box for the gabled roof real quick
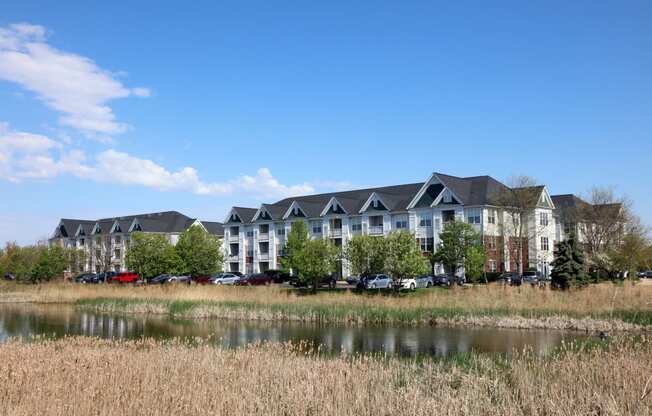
[270,182,424,219]
[53,211,223,238]
[201,221,224,236]
[55,219,95,238]
[435,173,509,206]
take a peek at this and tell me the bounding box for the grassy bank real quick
[0,336,649,415]
[2,281,652,331]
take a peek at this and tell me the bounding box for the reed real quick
[2,281,651,330]
[0,335,649,415]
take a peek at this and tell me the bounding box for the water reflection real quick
[0,304,585,358]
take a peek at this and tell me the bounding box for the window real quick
[114,236,121,244]
[541,237,549,251]
[435,218,441,231]
[540,212,549,227]
[418,237,434,253]
[276,228,285,236]
[230,226,239,235]
[351,222,362,232]
[419,214,432,227]
[489,260,497,272]
[246,230,254,238]
[486,236,496,250]
[488,210,496,225]
[467,208,481,224]
[394,216,408,230]
[310,221,323,234]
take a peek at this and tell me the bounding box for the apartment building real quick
[222,172,559,277]
[49,211,223,273]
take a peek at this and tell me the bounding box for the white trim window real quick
[246,230,254,238]
[487,209,496,225]
[311,221,323,234]
[394,215,408,230]
[350,218,362,233]
[488,260,497,272]
[486,236,496,250]
[466,208,481,224]
[540,212,549,227]
[419,213,432,227]
[541,237,549,251]
[276,227,285,236]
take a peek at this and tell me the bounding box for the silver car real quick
[211,273,241,285]
[364,274,393,289]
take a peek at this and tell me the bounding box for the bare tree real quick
[575,187,630,276]
[493,176,545,275]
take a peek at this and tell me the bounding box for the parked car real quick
[3,273,16,281]
[211,273,241,285]
[642,271,652,279]
[289,274,337,289]
[235,273,273,286]
[498,272,521,286]
[522,271,540,285]
[264,269,293,284]
[433,274,453,287]
[167,275,191,284]
[396,275,434,290]
[364,274,393,289]
[346,275,360,286]
[92,271,117,283]
[193,275,213,285]
[110,272,140,284]
[74,273,96,283]
[149,274,172,284]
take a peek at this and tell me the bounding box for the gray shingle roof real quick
[54,211,222,237]
[201,221,224,236]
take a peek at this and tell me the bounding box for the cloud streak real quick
[0,23,149,139]
[0,124,316,199]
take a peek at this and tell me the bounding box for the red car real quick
[110,272,140,284]
[193,275,213,285]
[234,273,273,286]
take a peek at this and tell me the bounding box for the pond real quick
[0,304,588,357]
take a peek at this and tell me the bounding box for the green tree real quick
[551,235,588,290]
[175,226,223,277]
[433,221,484,280]
[342,235,387,277]
[384,231,428,286]
[280,221,309,274]
[125,232,185,280]
[295,238,339,290]
[464,245,487,283]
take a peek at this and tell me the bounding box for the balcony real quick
[368,226,384,235]
[258,232,269,241]
[258,252,269,261]
[227,254,239,262]
[229,234,239,243]
[329,228,343,238]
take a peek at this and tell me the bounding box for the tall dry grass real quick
[2,281,651,329]
[0,336,649,415]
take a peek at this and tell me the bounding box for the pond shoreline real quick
[2,282,651,333]
[74,297,650,333]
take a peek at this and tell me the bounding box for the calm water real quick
[0,304,587,357]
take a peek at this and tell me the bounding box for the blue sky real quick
[1,1,651,245]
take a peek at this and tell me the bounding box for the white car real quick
[397,275,434,290]
[211,273,241,285]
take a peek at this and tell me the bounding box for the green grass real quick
[76,297,652,328]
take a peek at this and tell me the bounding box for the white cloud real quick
[0,23,149,139]
[0,124,318,199]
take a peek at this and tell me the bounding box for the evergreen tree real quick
[551,236,588,289]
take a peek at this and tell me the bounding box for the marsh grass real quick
[2,281,652,330]
[0,335,649,415]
